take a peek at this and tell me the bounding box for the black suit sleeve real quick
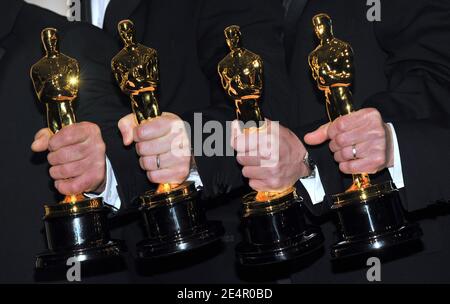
[394,119,450,212]
[292,0,450,215]
[185,0,298,198]
[60,24,150,207]
[363,0,450,211]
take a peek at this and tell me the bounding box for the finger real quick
[139,152,184,171]
[47,141,90,166]
[233,129,268,154]
[55,175,91,195]
[248,179,285,193]
[31,128,52,152]
[339,158,381,175]
[333,141,370,163]
[49,158,90,180]
[118,113,138,146]
[135,133,176,157]
[242,166,267,180]
[48,122,95,152]
[304,123,330,146]
[327,109,374,139]
[328,125,370,152]
[147,168,187,185]
[248,179,267,192]
[236,153,261,166]
[134,115,173,142]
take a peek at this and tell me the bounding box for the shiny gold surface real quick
[218,25,292,203]
[308,14,371,193]
[111,20,160,124]
[30,28,79,134]
[111,20,181,196]
[44,197,103,218]
[218,25,264,125]
[30,28,91,207]
[242,187,298,216]
[331,181,397,208]
[140,181,197,208]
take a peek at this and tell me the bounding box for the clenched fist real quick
[118,112,191,185]
[231,119,310,193]
[31,122,107,195]
[305,108,394,174]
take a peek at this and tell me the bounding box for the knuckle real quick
[49,166,58,179]
[135,142,144,155]
[335,119,346,132]
[242,167,250,178]
[334,152,341,163]
[147,171,158,183]
[335,134,346,147]
[339,162,349,174]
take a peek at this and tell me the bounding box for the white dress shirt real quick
[90,0,110,28]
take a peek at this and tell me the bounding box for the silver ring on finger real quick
[156,154,161,169]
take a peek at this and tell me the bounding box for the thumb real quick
[31,128,52,152]
[304,122,330,146]
[118,113,138,146]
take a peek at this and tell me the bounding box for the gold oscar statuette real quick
[111,20,223,259]
[218,25,323,266]
[30,28,121,270]
[308,14,421,259]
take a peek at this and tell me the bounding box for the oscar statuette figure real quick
[30,28,121,270]
[308,14,422,259]
[111,20,223,259]
[218,25,324,266]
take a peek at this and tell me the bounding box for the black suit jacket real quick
[0,0,140,282]
[285,0,450,283]
[99,0,297,199]
[286,0,450,213]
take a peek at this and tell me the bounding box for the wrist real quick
[300,151,316,179]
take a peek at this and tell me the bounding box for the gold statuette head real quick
[118,19,137,47]
[218,26,263,101]
[224,25,242,51]
[30,28,80,133]
[111,20,159,96]
[111,20,161,122]
[312,13,334,41]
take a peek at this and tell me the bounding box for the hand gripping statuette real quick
[308,14,422,259]
[218,25,324,266]
[111,20,223,259]
[30,28,121,271]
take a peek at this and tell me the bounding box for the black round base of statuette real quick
[331,181,423,259]
[36,197,123,270]
[137,221,224,259]
[236,189,324,266]
[137,182,225,259]
[36,240,121,269]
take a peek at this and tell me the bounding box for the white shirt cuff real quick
[299,166,326,205]
[85,156,121,210]
[386,123,405,189]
